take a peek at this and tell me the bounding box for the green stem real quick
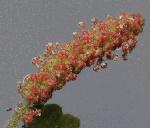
[5,100,30,128]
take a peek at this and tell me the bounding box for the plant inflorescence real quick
[6,12,144,128]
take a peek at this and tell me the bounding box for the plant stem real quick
[5,100,29,128]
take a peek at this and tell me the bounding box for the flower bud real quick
[78,21,85,29]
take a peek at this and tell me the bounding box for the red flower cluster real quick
[22,109,41,123]
[19,73,52,103]
[17,12,144,123]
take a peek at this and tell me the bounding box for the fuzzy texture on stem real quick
[6,12,144,128]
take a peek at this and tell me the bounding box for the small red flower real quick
[30,74,37,81]
[23,114,33,123]
[122,43,129,54]
[46,43,53,51]
[31,86,39,94]
[31,58,37,65]
[40,73,51,81]
[86,50,95,59]
[49,77,58,89]
[81,31,90,43]
[70,74,77,81]
[100,33,108,44]
[57,50,67,57]
[40,87,51,101]
[77,60,85,70]
[95,49,103,57]
[99,21,108,31]
[22,109,41,123]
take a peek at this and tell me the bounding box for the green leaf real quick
[25,104,80,128]
[60,114,80,128]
